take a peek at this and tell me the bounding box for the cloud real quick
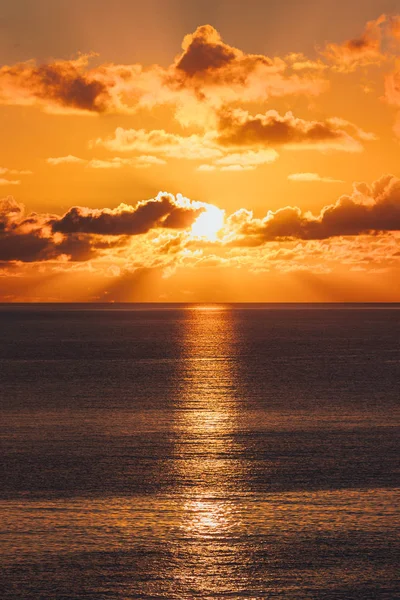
[86,159,122,169]
[173,24,285,88]
[94,110,372,169]
[0,196,25,226]
[215,149,278,167]
[83,157,166,170]
[197,149,278,172]
[0,229,99,262]
[288,173,345,183]
[136,155,167,167]
[1,177,400,276]
[285,53,327,72]
[0,55,111,114]
[6,19,397,132]
[0,196,102,262]
[221,231,400,275]
[0,166,33,186]
[0,193,208,263]
[232,174,400,243]
[215,108,372,152]
[47,155,86,165]
[0,26,328,119]
[175,25,245,78]
[0,167,33,176]
[322,15,387,72]
[197,164,217,172]
[47,155,167,169]
[94,127,222,160]
[0,179,20,186]
[219,164,254,172]
[51,193,205,236]
[170,25,328,106]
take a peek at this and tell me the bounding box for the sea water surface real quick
[0,304,399,599]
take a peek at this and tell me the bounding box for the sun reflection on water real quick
[182,498,233,536]
[169,308,249,594]
[187,304,229,312]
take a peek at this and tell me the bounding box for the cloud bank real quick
[1,176,400,267]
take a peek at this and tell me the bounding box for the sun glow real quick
[191,205,225,241]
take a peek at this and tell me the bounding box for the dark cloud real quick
[0,231,102,262]
[216,109,365,151]
[0,56,110,113]
[33,63,107,111]
[238,175,400,243]
[168,25,326,106]
[52,193,203,235]
[174,24,273,83]
[0,193,204,263]
[176,25,238,76]
[0,231,54,262]
[0,197,107,262]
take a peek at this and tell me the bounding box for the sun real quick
[191,205,225,241]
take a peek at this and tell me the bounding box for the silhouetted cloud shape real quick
[52,193,203,235]
[174,24,274,82]
[237,175,400,243]
[0,197,110,261]
[0,193,204,262]
[176,25,237,76]
[0,230,98,262]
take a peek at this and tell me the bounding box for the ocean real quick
[0,304,399,599]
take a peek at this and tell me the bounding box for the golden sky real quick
[1,0,400,301]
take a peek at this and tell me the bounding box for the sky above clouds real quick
[1,0,400,301]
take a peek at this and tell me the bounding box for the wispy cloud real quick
[92,128,223,160]
[322,14,387,72]
[288,173,345,183]
[0,167,33,176]
[47,155,167,169]
[46,155,86,165]
[0,179,21,186]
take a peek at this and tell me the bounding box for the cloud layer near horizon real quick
[1,176,400,269]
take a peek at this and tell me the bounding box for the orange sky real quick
[1,0,400,301]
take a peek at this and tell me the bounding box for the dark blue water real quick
[1,304,399,599]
